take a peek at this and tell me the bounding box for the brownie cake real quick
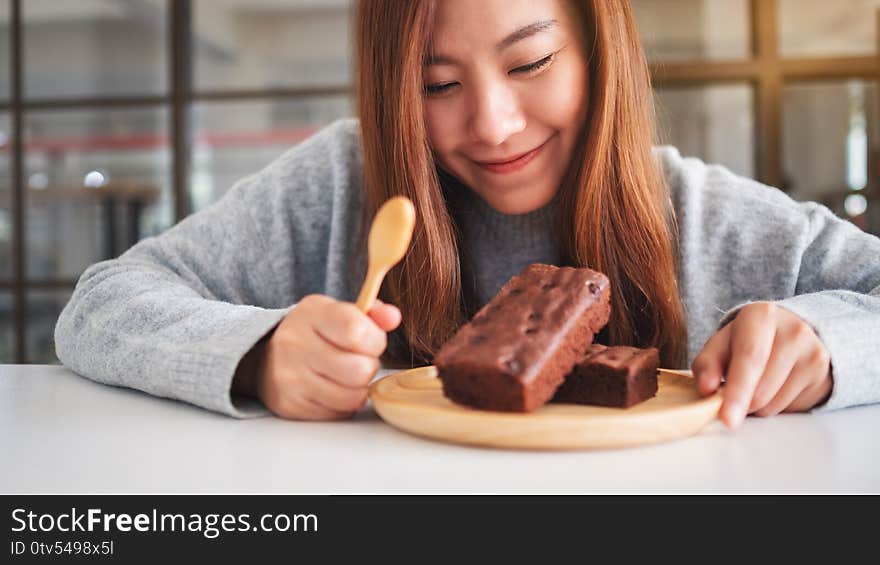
[435,263,611,412]
[552,344,659,408]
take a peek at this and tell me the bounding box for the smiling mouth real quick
[473,137,553,174]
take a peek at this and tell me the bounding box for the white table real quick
[2,364,878,494]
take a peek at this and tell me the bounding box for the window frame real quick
[0,0,352,362]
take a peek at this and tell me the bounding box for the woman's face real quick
[423,0,589,215]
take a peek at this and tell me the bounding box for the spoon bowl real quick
[355,196,416,312]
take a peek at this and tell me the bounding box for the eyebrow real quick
[425,19,559,66]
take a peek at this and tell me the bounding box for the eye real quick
[510,53,554,75]
[424,82,459,96]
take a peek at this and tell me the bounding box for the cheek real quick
[424,102,460,155]
[527,65,588,128]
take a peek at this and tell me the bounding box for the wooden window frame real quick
[0,0,352,362]
[650,0,880,190]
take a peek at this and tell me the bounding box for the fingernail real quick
[726,402,746,429]
[731,412,745,429]
[701,379,719,395]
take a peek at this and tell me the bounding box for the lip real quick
[473,137,552,174]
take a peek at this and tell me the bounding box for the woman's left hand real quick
[691,302,833,429]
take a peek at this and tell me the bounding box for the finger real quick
[272,393,333,421]
[259,360,354,421]
[313,301,387,356]
[368,300,402,332]
[305,334,380,388]
[721,304,778,428]
[770,346,832,414]
[754,356,814,417]
[691,324,731,397]
[748,339,799,413]
[299,394,354,421]
[300,367,370,413]
[785,375,833,413]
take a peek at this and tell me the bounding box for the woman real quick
[55,0,880,429]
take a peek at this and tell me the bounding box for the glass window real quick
[24,107,172,280]
[26,289,71,364]
[654,84,755,179]
[193,0,353,92]
[23,0,168,99]
[779,0,880,58]
[1,112,10,280]
[191,95,353,209]
[782,81,880,234]
[632,0,750,62]
[0,292,12,363]
[0,0,9,101]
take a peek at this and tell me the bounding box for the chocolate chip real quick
[541,282,555,290]
[502,357,521,375]
[509,288,524,296]
[524,327,538,334]
[528,312,541,321]
[588,282,600,295]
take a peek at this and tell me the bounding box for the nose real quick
[468,79,526,146]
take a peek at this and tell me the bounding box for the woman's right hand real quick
[240,294,402,420]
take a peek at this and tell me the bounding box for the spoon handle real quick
[657,368,693,378]
[355,265,387,312]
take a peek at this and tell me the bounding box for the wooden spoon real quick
[657,368,694,378]
[355,196,417,312]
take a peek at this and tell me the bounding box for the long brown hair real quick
[355,0,688,368]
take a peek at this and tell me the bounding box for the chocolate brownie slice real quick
[552,344,659,408]
[435,263,611,412]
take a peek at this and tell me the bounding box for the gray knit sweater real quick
[54,118,880,418]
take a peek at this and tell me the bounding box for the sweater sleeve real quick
[658,145,880,413]
[719,201,880,412]
[54,119,363,418]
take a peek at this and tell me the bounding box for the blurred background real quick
[1,0,879,364]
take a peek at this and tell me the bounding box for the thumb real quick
[367,299,402,332]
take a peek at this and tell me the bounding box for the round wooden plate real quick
[370,366,722,450]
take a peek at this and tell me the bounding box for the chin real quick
[480,186,558,215]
